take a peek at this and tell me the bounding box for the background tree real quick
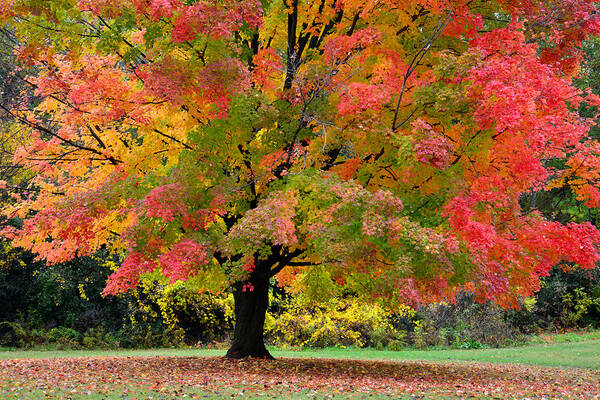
[0,247,128,337]
[2,0,600,359]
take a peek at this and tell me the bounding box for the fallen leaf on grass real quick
[0,357,597,399]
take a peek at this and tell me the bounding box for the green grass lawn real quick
[1,335,599,369]
[4,387,451,400]
[284,339,600,369]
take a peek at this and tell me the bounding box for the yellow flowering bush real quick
[266,297,411,348]
[128,281,234,345]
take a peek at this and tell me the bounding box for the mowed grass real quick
[2,386,454,400]
[1,334,599,369]
[284,339,600,370]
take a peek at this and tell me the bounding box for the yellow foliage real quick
[266,296,408,348]
[126,280,234,344]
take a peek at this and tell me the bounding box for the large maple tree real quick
[2,0,600,358]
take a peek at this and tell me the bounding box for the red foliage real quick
[3,0,600,316]
[158,238,211,283]
[144,184,187,223]
[103,252,157,295]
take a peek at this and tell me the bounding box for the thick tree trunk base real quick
[226,275,273,360]
[225,342,274,359]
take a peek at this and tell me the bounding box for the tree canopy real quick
[2,0,600,357]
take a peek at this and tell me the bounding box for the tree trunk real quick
[225,275,273,359]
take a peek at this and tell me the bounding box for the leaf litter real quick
[0,356,598,399]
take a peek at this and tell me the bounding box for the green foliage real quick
[0,242,233,349]
[530,266,600,330]
[457,339,486,350]
[413,293,528,348]
[411,319,445,349]
[560,288,600,326]
[0,321,25,347]
[46,327,82,344]
[0,244,129,333]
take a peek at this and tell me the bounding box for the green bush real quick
[388,339,406,351]
[82,336,99,349]
[409,292,530,348]
[532,266,600,330]
[0,246,130,343]
[47,326,82,345]
[411,318,445,348]
[0,321,26,347]
[457,339,486,349]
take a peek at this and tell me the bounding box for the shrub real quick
[266,297,406,348]
[457,339,486,349]
[411,319,444,348]
[533,266,600,329]
[412,292,528,348]
[47,326,82,345]
[0,246,131,342]
[82,336,99,348]
[0,321,25,347]
[388,339,406,351]
[125,281,234,347]
[156,285,234,343]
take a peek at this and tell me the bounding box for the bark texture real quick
[225,275,273,359]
